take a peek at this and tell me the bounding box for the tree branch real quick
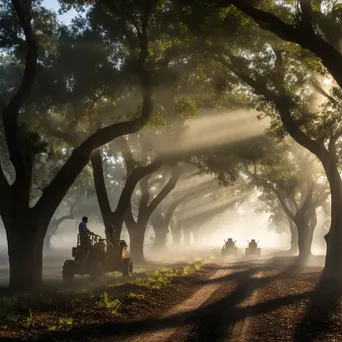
[205,50,321,157]
[298,0,314,32]
[297,182,314,215]
[34,85,152,218]
[270,186,296,222]
[138,175,151,219]
[116,158,163,224]
[2,1,38,181]
[4,1,37,125]
[116,136,135,177]
[146,163,180,217]
[205,0,342,88]
[91,148,112,219]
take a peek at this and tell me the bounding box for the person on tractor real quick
[250,239,257,249]
[79,216,93,250]
[226,238,234,247]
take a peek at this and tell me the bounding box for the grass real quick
[59,317,73,326]
[96,292,121,315]
[127,292,145,299]
[0,257,212,339]
[132,259,210,290]
[47,317,73,332]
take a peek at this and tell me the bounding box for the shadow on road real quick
[2,260,313,342]
[293,276,342,342]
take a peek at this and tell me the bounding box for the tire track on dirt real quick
[186,263,284,341]
[228,271,263,342]
[124,261,232,342]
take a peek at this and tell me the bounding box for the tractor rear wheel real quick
[62,260,75,281]
[122,259,133,277]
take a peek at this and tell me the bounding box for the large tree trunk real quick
[43,233,52,251]
[296,223,313,261]
[294,206,317,261]
[6,221,45,294]
[128,227,145,264]
[288,218,298,253]
[91,149,116,241]
[152,210,172,251]
[322,164,342,279]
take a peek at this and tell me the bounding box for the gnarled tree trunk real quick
[152,212,170,252]
[127,222,146,264]
[125,163,180,262]
[322,163,342,279]
[288,218,298,253]
[5,215,47,294]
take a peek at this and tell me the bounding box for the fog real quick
[152,109,269,157]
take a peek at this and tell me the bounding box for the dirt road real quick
[1,255,330,342]
[109,258,296,342]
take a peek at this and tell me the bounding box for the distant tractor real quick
[221,238,238,257]
[245,239,261,257]
[62,233,133,281]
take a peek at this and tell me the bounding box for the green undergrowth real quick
[131,258,212,290]
[0,257,213,330]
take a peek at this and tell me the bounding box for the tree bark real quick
[296,213,315,261]
[288,218,298,253]
[124,163,180,261]
[322,163,342,279]
[299,209,316,260]
[127,222,146,263]
[154,222,169,252]
[209,0,342,88]
[91,148,163,243]
[7,220,45,294]
[91,149,114,241]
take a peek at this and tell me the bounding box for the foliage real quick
[96,292,121,315]
[133,259,209,289]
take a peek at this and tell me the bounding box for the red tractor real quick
[62,233,133,281]
[245,239,261,257]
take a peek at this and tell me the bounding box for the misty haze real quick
[0,0,341,341]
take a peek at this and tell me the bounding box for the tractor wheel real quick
[122,259,133,277]
[62,260,75,281]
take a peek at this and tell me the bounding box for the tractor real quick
[62,233,133,281]
[221,238,238,257]
[245,239,261,257]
